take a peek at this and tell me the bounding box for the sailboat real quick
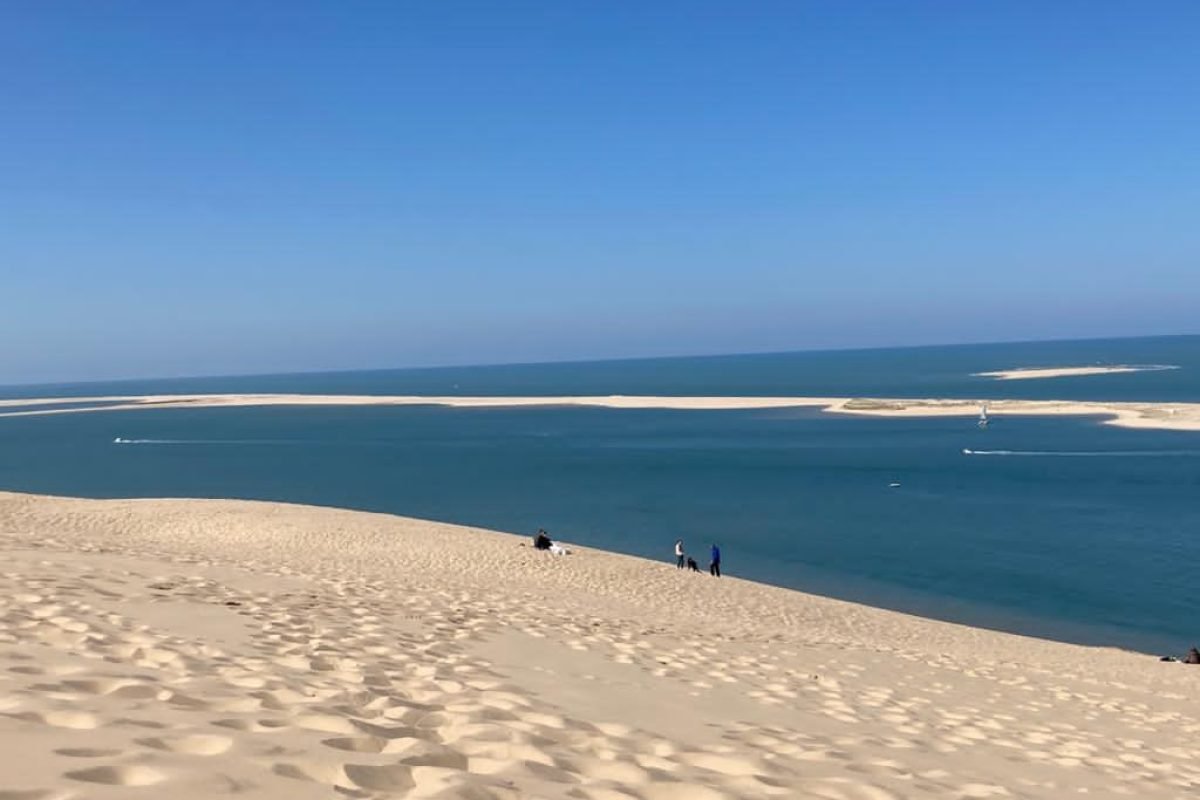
[977,404,989,428]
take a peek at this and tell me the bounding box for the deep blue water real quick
[1,335,1198,654]
[5,334,1200,402]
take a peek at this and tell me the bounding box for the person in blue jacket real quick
[709,543,721,577]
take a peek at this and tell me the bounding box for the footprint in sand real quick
[382,739,469,770]
[678,751,765,777]
[54,748,121,758]
[576,758,651,785]
[292,713,358,734]
[6,667,45,676]
[322,736,393,754]
[136,734,234,755]
[957,784,1013,798]
[340,762,417,792]
[794,777,900,800]
[351,719,436,741]
[270,762,345,784]
[638,783,735,800]
[211,717,289,732]
[64,765,166,786]
[10,710,99,730]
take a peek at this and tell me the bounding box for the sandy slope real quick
[3,392,1200,431]
[0,492,1197,798]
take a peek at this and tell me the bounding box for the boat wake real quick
[112,438,311,446]
[962,448,1200,457]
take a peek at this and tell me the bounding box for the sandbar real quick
[3,392,1200,431]
[0,490,1197,798]
[975,365,1179,380]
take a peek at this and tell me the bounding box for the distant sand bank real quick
[1,490,1198,798]
[975,364,1179,381]
[3,392,1200,431]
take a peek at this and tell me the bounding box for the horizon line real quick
[3,331,1196,392]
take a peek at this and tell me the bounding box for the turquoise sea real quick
[2,335,1198,654]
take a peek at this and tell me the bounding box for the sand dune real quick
[2,392,1200,431]
[0,491,1197,798]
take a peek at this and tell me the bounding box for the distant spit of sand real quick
[974,364,1180,381]
[1,490,1198,798]
[2,392,1200,431]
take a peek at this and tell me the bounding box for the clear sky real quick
[2,1,1197,384]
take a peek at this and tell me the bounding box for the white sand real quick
[3,392,1200,431]
[1,491,1198,798]
[975,365,1178,381]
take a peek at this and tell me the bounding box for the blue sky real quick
[2,1,1197,384]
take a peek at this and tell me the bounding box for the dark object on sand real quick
[686,556,700,572]
[1160,656,1177,662]
[534,529,552,550]
[1186,647,1200,664]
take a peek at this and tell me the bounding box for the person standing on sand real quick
[709,543,721,577]
[674,539,685,569]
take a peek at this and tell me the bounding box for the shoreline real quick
[1,490,1198,798]
[3,391,1200,431]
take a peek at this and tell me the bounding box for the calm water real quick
[6,334,1200,402]
[1,335,1198,654]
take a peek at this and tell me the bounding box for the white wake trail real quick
[962,448,1200,457]
[112,438,314,446]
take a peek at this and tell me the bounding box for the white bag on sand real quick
[549,542,571,556]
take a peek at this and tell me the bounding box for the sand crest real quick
[0,491,1198,798]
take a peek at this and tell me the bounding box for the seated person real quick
[533,529,552,550]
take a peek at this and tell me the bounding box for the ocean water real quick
[1,335,1198,654]
[6,334,1200,402]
